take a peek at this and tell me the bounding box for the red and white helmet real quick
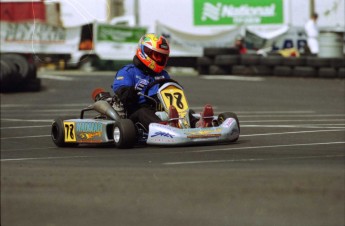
[136,34,170,73]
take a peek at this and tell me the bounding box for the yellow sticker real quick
[63,122,76,142]
[160,85,189,117]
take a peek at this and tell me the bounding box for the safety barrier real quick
[197,47,345,78]
[0,54,41,92]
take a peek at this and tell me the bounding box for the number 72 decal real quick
[64,122,76,142]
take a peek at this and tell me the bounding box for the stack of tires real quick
[196,48,345,78]
[197,47,240,75]
[0,54,41,92]
[275,56,345,78]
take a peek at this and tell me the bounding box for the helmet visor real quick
[144,46,169,66]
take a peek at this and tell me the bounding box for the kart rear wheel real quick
[113,119,136,149]
[51,117,78,147]
[218,112,240,133]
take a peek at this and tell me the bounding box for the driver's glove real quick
[134,79,149,91]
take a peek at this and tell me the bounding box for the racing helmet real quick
[136,34,170,73]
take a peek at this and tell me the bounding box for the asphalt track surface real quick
[1,70,344,226]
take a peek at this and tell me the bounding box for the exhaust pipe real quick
[92,100,121,121]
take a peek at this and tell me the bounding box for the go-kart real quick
[51,79,240,148]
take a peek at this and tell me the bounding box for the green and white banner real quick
[96,24,146,43]
[194,0,284,25]
[94,23,147,60]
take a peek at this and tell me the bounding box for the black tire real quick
[306,57,331,68]
[26,63,37,80]
[318,67,337,78]
[197,65,209,75]
[0,60,22,92]
[231,65,253,75]
[252,65,273,76]
[274,66,293,77]
[214,55,239,65]
[218,112,240,141]
[337,68,345,78]
[22,78,41,92]
[283,56,307,67]
[0,60,13,91]
[330,58,345,68]
[0,60,11,76]
[113,119,137,148]
[260,55,283,66]
[51,117,78,147]
[1,54,30,79]
[203,47,239,57]
[293,66,317,77]
[209,65,231,75]
[196,56,213,66]
[240,54,261,65]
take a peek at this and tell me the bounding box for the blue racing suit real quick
[112,63,170,115]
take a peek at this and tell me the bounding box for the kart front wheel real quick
[218,112,240,142]
[51,117,78,147]
[113,119,136,148]
[218,112,240,132]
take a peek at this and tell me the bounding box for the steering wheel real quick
[144,78,181,97]
[141,78,181,110]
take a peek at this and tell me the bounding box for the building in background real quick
[1,0,344,67]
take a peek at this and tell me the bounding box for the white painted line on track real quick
[38,74,75,81]
[1,135,51,140]
[201,75,265,82]
[2,129,344,140]
[1,142,344,162]
[241,119,345,123]
[0,125,51,129]
[0,155,96,162]
[163,154,345,166]
[241,129,345,137]
[192,141,345,154]
[2,109,81,113]
[236,111,316,114]
[1,118,52,122]
[39,71,115,77]
[1,147,57,152]
[1,103,89,108]
[239,114,345,118]
[241,125,345,129]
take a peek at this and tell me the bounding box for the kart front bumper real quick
[147,118,239,146]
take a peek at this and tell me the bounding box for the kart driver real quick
[112,33,213,131]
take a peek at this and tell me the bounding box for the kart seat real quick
[196,104,214,128]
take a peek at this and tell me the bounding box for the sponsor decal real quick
[151,131,174,138]
[76,122,102,133]
[224,118,235,127]
[79,139,103,143]
[187,134,221,139]
[154,75,165,80]
[79,132,102,140]
[116,76,124,80]
[194,0,283,25]
[185,128,222,139]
